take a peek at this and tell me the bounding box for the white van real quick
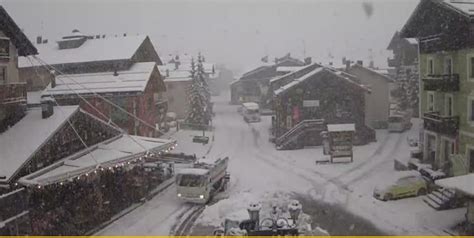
[242,102,261,123]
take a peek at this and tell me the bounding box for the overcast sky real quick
[2,0,418,74]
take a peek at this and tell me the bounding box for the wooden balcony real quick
[422,74,459,92]
[0,83,27,105]
[387,57,400,68]
[423,112,459,136]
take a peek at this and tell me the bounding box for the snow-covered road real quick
[97,92,465,235]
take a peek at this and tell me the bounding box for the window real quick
[0,67,6,84]
[427,92,435,112]
[444,57,453,75]
[427,57,434,75]
[0,38,10,59]
[468,55,474,79]
[469,149,474,173]
[445,94,453,117]
[469,97,474,124]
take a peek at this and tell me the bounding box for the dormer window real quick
[0,37,10,59]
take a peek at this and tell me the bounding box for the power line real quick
[33,56,170,136]
[26,56,100,166]
[28,56,151,153]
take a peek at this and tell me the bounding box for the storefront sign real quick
[303,100,319,107]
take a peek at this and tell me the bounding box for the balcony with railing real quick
[422,74,459,92]
[0,83,27,105]
[387,57,400,68]
[423,111,459,136]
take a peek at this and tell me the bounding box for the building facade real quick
[272,63,375,149]
[41,62,166,137]
[235,53,307,108]
[347,64,394,129]
[401,0,474,176]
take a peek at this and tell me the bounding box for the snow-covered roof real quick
[242,102,259,110]
[42,62,156,97]
[406,38,418,45]
[177,168,209,176]
[158,65,193,82]
[19,135,176,186]
[441,0,474,16]
[274,67,324,96]
[27,91,42,105]
[19,35,148,68]
[435,173,474,196]
[350,64,394,82]
[327,123,355,132]
[0,106,79,183]
[276,66,305,73]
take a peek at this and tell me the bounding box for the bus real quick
[242,102,261,123]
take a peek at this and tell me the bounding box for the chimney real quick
[41,97,54,119]
[102,34,106,38]
[36,36,42,44]
[356,60,363,66]
[123,33,127,37]
[113,69,119,76]
[50,70,56,88]
[96,35,100,39]
[42,39,48,44]
[304,57,312,65]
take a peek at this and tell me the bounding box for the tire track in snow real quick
[345,131,406,186]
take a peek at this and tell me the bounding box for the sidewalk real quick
[87,177,175,236]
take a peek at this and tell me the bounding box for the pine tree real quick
[196,53,212,123]
[185,57,208,127]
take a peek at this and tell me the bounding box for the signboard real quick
[329,131,354,163]
[0,38,10,59]
[303,100,319,107]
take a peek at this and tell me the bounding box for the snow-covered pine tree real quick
[197,53,212,122]
[185,57,208,127]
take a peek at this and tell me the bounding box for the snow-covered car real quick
[373,171,428,201]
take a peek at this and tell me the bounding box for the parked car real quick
[373,171,428,201]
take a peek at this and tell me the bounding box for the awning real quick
[435,173,474,197]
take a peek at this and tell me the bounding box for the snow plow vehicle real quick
[176,157,230,204]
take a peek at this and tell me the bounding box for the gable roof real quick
[274,65,370,96]
[240,54,306,80]
[349,64,395,83]
[19,134,176,186]
[19,35,149,68]
[442,0,474,17]
[0,105,79,183]
[0,6,37,56]
[400,0,473,38]
[42,62,156,97]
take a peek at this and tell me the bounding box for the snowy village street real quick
[4,1,474,236]
[96,92,466,236]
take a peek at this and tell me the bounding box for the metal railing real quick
[422,74,459,92]
[0,82,27,105]
[275,119,325,146]
[423,111,459,136]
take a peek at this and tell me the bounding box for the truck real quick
[176,157,230,204]
[241,102,261,123]
[388,110,412,132]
